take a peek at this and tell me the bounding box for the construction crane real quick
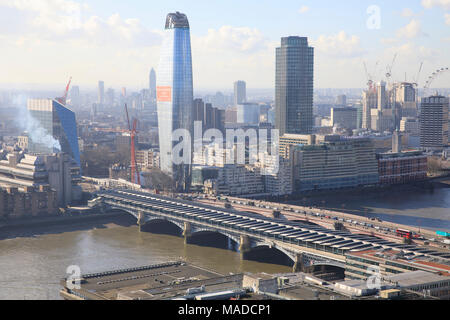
[385,53,397,84]
[56,77,72,105]
[363,62,375,93]
[413,62,424,87]
[124,103,141,185]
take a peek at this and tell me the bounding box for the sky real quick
[0,0,449,91]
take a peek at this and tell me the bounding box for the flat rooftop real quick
[61,261,241,300]
[385,270,449,288]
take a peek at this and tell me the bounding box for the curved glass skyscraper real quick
[157,12,193,191]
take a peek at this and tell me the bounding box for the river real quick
[0,215,291,300]
[288,186,450,232]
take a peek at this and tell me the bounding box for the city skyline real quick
[0,0,449,90]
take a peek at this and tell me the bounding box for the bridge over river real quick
[91,190,450,272]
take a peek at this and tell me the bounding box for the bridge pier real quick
[293,253,305,273]
[183,222,192,244]
[137,211,145,232]
[239,235,251,259]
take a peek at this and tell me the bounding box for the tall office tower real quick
[121,87,127,98]
[234,81,246,106]
[420,95,449,149]
[98,81,105,105]
[336,95,347,106]
[149,68,157,101]
[106,88,115,107]
[275,36,314,136]
[377,81,387,110]
[27,99,81,166]
[157,12,193,192]
[69,86,80,108]
[362,89,377,129]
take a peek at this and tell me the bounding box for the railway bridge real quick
[91,190,449,272]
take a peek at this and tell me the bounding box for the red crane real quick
[56,76,72,105]
[124,104,141,185]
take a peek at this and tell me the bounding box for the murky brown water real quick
[0,215,290,300]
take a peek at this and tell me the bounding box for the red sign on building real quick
[157,86,172,102]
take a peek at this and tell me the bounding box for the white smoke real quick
[12,94,61,152]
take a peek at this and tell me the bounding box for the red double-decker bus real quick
[396,229,412,239]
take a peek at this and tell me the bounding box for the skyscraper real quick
[275,37,314,136]
[157,12,193,191]
[420,95,449,149]
[149,68,157,102]
[234,81,246,106]
[98,81,105,105]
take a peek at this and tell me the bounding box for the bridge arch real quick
[187,229,240,250]
[242,243,296,267]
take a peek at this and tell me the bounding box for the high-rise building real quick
[106,88,115,107]
[275,36,314,136]
[98,81,105,105]
[157,12,193,191]
[193,99,225,133]
[236,103,260,125]
[69,86,80,109]
[331,107,358,130]
[362,89,377,129]
[149,68,157,101]
[377,81,387,110]
[336,95,347,106]
[234,81,246,106]
[27,99,81,166]
[420,95,449,149]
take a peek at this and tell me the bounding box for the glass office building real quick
[27,99,81,166]
[275,36,314,136]
[157,12,193,191]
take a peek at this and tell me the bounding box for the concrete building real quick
[237,103,260,125]
[362,89,377,129]
[258,154,293,196]
[234,81,246,106]
[370,108,394,132]
[336,95,347,107]
[204,164,264,196]
[0,149,81,207]
[243,273,278,294]
[377,150,427,185]
[400,117,420,137]
[276,36,314,135]
[0,185,58,219]
[383,271,450,300]
[345,249,450,282]
[331,107,357,130]
[98,81,104,105]
[193,99,225,133]
[420,95,449,150]
[292,137,379,191]
[135,149,160,169]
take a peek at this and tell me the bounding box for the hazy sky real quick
[0,0,449,91]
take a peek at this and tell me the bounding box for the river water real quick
[1,186,449,300]
[0,215,291,300]
[289,187,450,232]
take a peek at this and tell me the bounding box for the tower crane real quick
[385,53,397,85]
[124,103,141,185]
[56,77,72,105]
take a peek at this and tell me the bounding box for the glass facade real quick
[275,36,314,135]
[157,12,193,191]
[27,99,80,166]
